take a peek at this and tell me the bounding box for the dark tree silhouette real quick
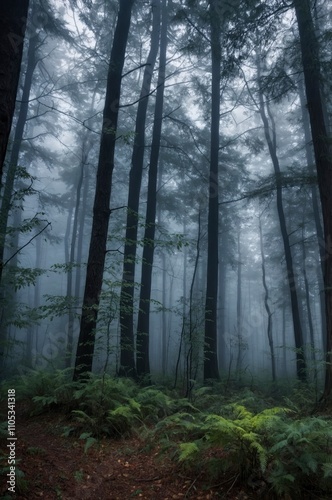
[73,0,135,380]
[204,0,221,380]
[256,60,306,381]
[0,0,30,186]
[119,0,161,376]
[293,0,332,398]
[136,0,168,378]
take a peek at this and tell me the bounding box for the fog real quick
[1,0,331,396]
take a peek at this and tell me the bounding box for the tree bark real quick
[65,148,88,368]
[135,0,167,378]
[259,216,276,382]
[293,0,332,398]
[0,32,37,285]
[298,78,326,350]
[218,226,227,372]
[73,0,134,380]
[0,0,29,186]
[186,210,201,397]
[119,0,161,376]
[236,229,243,374]
[0,29,37,359]
[204,0,221,380]
[256,60,306,381]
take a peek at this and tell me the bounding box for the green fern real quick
[322,463,332,479]
[267,416,332,495]
[178,441,200,461]
[79,432,97,453]
[135,387,172,420]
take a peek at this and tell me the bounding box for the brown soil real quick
[0,408,253,500]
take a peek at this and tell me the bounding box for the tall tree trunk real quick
[26,229,42,368]
[0,33,37,284]
[67,94,97,367]
[65,148,89,368]
[293,0,332,398]
[0,0,29,185]
[301,223,316,375]
[257,60,306,381]
[74,160,90,300]
[119,0,161,376]
[259,216,276,382]
[156,161,168,376]
[73,0,134,380]
[136,0,167,378]
[0,30,37,361]
[204,0,221,381]
[236,229,242,374]
[298,79,326,349]
[218,228,227,372]
[282,300,287,375]
[186,210,201,397]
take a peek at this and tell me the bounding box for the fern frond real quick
[178,441,200,461]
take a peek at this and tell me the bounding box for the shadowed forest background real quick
[1,0,332,498]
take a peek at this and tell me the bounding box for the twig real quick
[184,473,201,498]
[2,222,51,269]
[134,476,161,482]
[226,472,240,495]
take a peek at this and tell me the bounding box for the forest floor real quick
[2,390,332,500]
[1,407,258,500]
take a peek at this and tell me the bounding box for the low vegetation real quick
[1,370,332,498]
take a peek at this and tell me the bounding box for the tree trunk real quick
[298,78,326,350]
[0,0,29,185]
[218,226,227,373]
[301,223,316,374]
[136,0,167,378]
[74,158,90,300]
[119,0,161,376]
[236,229,243,375]
[65,149,89,368]
[73,0,134,380]
[186,210,201,397]
[257,60,306,381]
[293,0,332,398]
[0,33,37,284]
[259,216,276,382]
[0,30,37,360]
[204,0,221,381]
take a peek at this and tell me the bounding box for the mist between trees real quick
[1,0,332,401]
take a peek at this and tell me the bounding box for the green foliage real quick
[0,368,76,413]
[4,370,332,498]
[78,433,97,453]
[64,375,140,438]
[134,387,173,420]
[73,469,84,482]
[178,441,200,462]
[5,266,46,291]
[267,416,332,495]
[158,400,332,497]
[1,368,54,399]
[201,405,287,478]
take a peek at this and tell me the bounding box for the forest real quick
[1,0,332,498]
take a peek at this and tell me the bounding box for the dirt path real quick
[1,411,249,499]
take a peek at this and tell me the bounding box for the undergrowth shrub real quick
[156,403,332,497]
[267,416,332,496]
[3,368,332,497]
[0,368,77,414]
[68,375,141,438]
[134,388,173,421]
